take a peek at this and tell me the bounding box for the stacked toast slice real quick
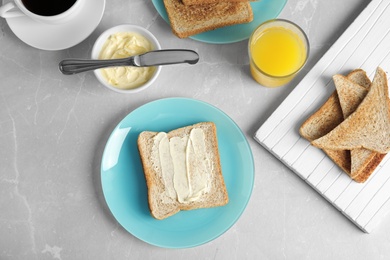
[300,67,390,183]
[163,0,254,38]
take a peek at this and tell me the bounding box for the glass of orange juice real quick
[248,19,309,87]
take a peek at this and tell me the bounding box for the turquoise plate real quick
[151,0,287,44]
[101,98,254,248]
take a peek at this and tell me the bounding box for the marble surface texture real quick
[1,0,390,259]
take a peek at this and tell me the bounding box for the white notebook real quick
[254,0,390,233]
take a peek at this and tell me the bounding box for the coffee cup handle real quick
[0,2,24,18]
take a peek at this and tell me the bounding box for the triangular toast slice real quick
[353,96,390,182]
[312,67,390,154]
[333,74,368,118]
[299,69,371,176]
[333,74,383,182]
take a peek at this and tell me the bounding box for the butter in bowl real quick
[59,24,199,94]
[91,24,162,94]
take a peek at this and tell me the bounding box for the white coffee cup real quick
[0,0,84,24]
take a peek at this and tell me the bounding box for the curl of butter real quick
[99,32,156,90]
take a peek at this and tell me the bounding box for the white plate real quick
[5,0,105,50]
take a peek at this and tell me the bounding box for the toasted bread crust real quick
[324,149,351,175]
[354,153,386,183]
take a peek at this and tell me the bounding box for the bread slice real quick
[353,153,386,182]
[347,68,371,89]
[182,0,252,6]
[137,122,229,220]
[333,74,368,118]
[333,75,368,178]
[300,92,351,173]
[312,67,390,154]
[334,72,390,182]
[299,69,371,175]
[163,0,253,38]
[332,74,380,182]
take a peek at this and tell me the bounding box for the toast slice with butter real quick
[163,0,253,38]
[137,122,228,220]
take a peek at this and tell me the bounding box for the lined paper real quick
[254,0,390,233]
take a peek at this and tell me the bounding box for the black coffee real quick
[21,0,77,16]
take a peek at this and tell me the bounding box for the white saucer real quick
[5,0,105,51]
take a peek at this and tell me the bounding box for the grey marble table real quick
[1,0,389,259]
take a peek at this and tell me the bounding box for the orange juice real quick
[249,20,309,87]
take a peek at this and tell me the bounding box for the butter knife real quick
[59,49,199,75]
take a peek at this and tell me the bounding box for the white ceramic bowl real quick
[91,24,162,94]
